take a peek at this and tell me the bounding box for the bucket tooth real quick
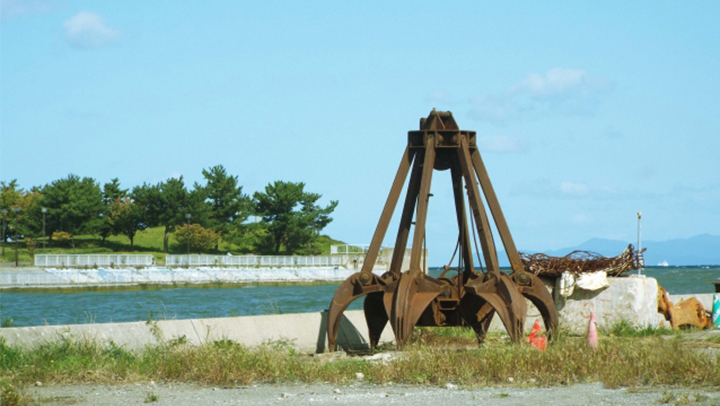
[465,273,527,342]
[459,295,496,344]
[327,272,383,352]
[384,271,444,347]
[514,273,559,341]
[363,292,389,349]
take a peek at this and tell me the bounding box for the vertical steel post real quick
[637,211,642,276]
[42,207,47,254]
[13,207,20,267]
[185,213,191,257]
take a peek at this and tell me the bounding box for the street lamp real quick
[0,208,7,257]
[185,213,192,255]
[42,207,48,254]
[13,207,20,267]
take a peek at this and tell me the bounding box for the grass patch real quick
[658,391,709,405]
[1,381,26,406]
[1,227,345,265]
[601,320,679,338]
[144,392,159,403]
[409,326,481,347]
[1,328,718,390]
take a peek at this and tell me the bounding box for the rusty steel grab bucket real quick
[327,110,558,351]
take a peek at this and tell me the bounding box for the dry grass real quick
[2,326,719,393]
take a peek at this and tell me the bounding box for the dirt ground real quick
[24,382,720,406]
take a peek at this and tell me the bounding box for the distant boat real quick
[658,260,669,267]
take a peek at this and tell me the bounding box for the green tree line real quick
[0,165,338,255]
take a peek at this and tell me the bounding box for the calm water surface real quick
[1,266,718,327]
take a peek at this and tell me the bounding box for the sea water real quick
[1,266,717,327]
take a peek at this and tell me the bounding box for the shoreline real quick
[0,279,343,293]
[0,266,386,290]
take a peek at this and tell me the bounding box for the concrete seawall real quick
[0,310,395,353]
[1,276,713,352]
[0,266,389,289]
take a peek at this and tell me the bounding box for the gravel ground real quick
[24,382,720,406]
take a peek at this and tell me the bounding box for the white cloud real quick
[0,0,53,20]
[477,134,526,154]
[63,11,120,49]
[467,68,611,123]
[511,68,591,98]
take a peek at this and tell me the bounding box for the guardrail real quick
[165,255,344,267]
[34,254,154,267]
[330,244,370,255]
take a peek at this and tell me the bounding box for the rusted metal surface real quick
[327,110,558,350]
[668,297,713,329]
[520,244,645,277]
[657,287,713,330]
[657,284,672,319]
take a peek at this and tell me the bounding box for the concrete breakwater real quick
[3,276,710,352]
[0,266,388,289]
[10,249,425,289]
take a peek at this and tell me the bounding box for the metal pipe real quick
[42,207,47,254]
[13,207,20,266]
[637,211,642,276]
[185,213,192,256]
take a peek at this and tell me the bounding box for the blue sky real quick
[1,1,719,265]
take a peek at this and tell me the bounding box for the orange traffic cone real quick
[587,311,598,349]
[527,319,546,350]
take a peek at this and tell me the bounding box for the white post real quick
[637,211,642,276]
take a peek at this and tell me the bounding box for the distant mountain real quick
[496,234,720,267]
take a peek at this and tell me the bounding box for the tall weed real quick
[1,332,717,389]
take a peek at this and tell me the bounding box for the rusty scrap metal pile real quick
[327,110,558,351]
[520,245,646,277]
[657,285,714,330]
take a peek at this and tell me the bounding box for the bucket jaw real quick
[513,272,559,342]
[382,270,444,347]
[464,273,527,342]
[326,271,390,351]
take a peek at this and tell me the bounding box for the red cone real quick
[527,319,546,350]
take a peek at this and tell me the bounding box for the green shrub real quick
[174,224,221,253]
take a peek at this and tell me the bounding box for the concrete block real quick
[191,310,394,353]
[551,276,661,334]
[0,321,159,351]
[484,276,666,335]
[193,313,324,351]
[155,319,203,346]
[0,310,394,354]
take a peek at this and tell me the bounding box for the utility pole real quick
[185,213,192,256]
[637,211,642,276]
[42,207,47,254]
[13,207,20,267]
